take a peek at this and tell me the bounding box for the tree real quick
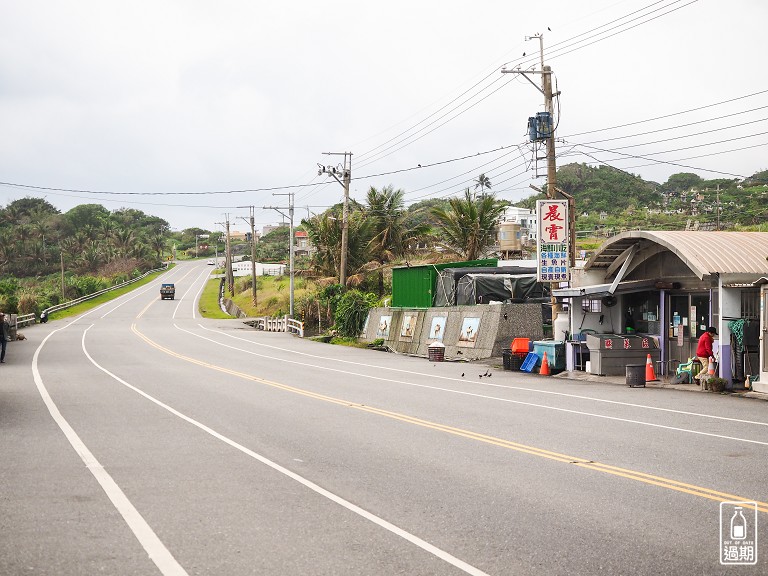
[302,207,373,284]
[63,204,110,233]
[431,188,505,261]
[364,186,430,294]
[474,173,492,197]
[663,173,703,194]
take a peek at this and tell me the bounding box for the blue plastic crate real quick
[520,352,540,373]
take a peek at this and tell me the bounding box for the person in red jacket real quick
[695,326,717,383]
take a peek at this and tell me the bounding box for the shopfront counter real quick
[585,334,660,376]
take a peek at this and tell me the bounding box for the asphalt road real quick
[2,260,767,575]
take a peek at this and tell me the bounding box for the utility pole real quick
[502,33,574,267]
[264,191,295,317]
[318,152,352,287]
[60,250,65,299]
[716,184,721,231]
[224,214,234,296]
[237,207,258,307]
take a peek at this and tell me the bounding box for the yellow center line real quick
[132,323,768,514]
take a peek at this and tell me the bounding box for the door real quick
[763,288,768,372]
[666,292,711,371]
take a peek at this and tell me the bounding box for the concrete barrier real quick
[362,303,544,360]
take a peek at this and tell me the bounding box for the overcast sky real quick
[1,1,766,234]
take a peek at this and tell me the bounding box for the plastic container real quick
[511,338,530,354]
[503,350,526,371]
[520,352,540,373]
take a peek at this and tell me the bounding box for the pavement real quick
[483,359,768,401]
[552,369,763,394]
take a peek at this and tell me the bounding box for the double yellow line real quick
[132,324,768,514]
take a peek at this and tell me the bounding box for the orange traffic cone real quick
[707,356,715,375]
[540,351,551,376]
[645,354,657,382]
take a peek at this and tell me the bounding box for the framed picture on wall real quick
[457,317,480,348]
[429,316,447,341]
[376,315,392,338]
[400,313,418,341]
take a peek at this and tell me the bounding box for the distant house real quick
[294,230,314,257]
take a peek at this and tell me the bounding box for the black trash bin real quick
[626,364,646,387]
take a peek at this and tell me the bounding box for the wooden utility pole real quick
[542,64,556,199]
[60,251,65,299]
[502,34,574,266]
[319,152,352,287]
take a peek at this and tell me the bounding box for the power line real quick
[561,89,768,138]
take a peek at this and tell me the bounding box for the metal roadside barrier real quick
[38,263,170,321]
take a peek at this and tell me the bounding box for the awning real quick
[553,280,656,298]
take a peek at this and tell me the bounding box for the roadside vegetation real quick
[3,168,766,333]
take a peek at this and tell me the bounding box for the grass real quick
[230,275,316,318]
[198,278,232,319]
[49,269,170,321]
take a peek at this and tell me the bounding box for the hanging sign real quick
[536,199,569,282]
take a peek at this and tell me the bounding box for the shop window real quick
[581,298,602,313]
[741,290,759,320]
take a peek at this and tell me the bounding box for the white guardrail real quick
[16,313,36,328]
[253,315,304,338]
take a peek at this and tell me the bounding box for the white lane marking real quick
[84,329,490,576]
[31,325,188,576]
[172,324,768,447]
[99,264,191,319]
[100,282,160,319]
[173,266,212,320]
[196,325,768,429]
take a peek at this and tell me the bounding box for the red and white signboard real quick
[536,199,569,282]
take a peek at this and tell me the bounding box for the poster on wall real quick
[400,313,418,341]
[376,315,392,338]
[457,317,481,348]
[536,199,569,283]
[429,316,447,341]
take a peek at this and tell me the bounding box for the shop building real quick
[554,231,768,388]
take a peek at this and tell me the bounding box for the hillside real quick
[516,164,768,233]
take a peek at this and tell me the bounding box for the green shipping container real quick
[391,259,497,308]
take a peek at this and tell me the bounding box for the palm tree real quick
[150,234,166,261]
[302,208,373,285]
[474,173,492,198]
[113,228,136,258]
[364,185,430,294]
[302,211,342,278]
[431,188,505,261]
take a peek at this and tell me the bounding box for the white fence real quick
[253,315,304,337]
[16,313,36,328]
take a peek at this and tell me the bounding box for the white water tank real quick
[553,311,570,341]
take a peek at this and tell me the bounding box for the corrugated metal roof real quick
[586,231,768,278]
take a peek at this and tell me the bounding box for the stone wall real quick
[362,304,544,360]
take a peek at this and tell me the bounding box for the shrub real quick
[333,290,380,338]
[706,377,728,393]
